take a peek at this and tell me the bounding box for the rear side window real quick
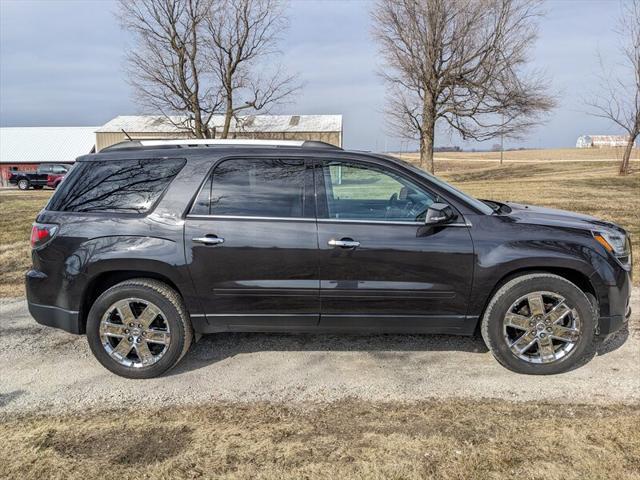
[48,158,185,213]
[191,159,309,218]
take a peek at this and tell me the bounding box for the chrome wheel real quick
[99,298,171,368]
[503,291,581,364]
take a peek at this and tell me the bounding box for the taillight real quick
[30,223,58,249]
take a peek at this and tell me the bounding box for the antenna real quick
[121,129,133,141]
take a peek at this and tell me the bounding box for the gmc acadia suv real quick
[26,139,632,378]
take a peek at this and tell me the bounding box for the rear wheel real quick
[481,273,596,374]
[86,279,193,379]
[17,179,29,190]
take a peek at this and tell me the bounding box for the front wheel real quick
[481,273,596,375]
[86,278,193,379]
[17,179,29,190]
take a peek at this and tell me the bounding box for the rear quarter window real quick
[47,158,185,213]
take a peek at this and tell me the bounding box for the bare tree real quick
[586,0,639,175]
[206,0,301,138]
[372,0,555,173]
[119,0,221,138]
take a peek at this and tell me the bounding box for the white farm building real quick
[95,114,343,151]
[576,135,633,148]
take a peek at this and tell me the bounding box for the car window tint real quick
[48,158,185,213]
[322,161,435,221]
[206,159,307,218]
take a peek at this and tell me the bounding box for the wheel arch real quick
[78,270,183,334]
[474,266,597,335]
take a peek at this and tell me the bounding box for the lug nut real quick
[124,329,129,334]
[137,324,143,328]
[546,327,552,332]
[129,323,134,327]
[128,336,133,342]
[539,333,546,338]
[136,338,142,343]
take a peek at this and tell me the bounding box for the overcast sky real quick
[0,0,630,150]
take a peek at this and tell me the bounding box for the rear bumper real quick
[26,269,82,334]
[28,301,82,334]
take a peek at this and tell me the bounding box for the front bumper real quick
[596,269,632,336]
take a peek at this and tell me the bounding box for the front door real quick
[315,158,475,334]
[184,157,319,330]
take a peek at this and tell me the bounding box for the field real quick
[2,399,639,479]
[1,151,637,296]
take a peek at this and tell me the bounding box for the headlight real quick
[593,229,631,268]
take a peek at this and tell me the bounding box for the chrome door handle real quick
[328,239,360,248]
[192,236,224,246]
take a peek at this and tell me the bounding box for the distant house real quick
[95,114,343,151]
[0,127,97,187]
[576,134,633,148]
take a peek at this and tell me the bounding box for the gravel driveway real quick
[1,290,638,414]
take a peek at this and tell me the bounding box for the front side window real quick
[48,158,185,213]
[320,161,435,222]
[192,159,308,218]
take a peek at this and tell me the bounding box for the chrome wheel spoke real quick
[137,304,161,328]
[100,322,127,338]
[511,330,537,354]
[526,293,545,317]
[544,301,571,325]
[136,341,154,365]
[537,335,556,359]
[505,312,531,330]
[550,324,580,342]
[117,302,136,325]
[112,337,133,359]
[145,329,170,345]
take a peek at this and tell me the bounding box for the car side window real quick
[320,161,435,222]
[192,159,309,218]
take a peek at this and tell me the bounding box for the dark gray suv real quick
[26,139,632,378]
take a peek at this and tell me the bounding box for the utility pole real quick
[500,112,504,165]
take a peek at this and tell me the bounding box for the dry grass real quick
[0,190,52,297]
[1,399,638,480]
[424,146,640,162]
[0,154,638,297]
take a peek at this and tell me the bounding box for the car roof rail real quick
[100,138,342,152]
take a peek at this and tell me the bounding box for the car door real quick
[315,157,475,334]
[184,157,320,331]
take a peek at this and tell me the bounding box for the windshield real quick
[381,155,495,215]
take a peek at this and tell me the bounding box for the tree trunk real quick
[221,96,233,139]
[420,96,436,174]
[193,113,205,138]
[619,134,636,175]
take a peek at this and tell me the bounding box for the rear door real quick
[184,157,320,330]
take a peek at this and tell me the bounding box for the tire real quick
[481,273,597,375]
[86,278,193,379]
[17,179,29,190]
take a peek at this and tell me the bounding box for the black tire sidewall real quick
[485,276,595,375]
[86,284,187,379]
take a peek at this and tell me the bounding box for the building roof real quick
[0,127,97,164]
[96,114,343,134]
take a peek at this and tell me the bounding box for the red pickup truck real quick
[9,164,71,190]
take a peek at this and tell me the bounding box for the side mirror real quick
[424,202,456,225]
